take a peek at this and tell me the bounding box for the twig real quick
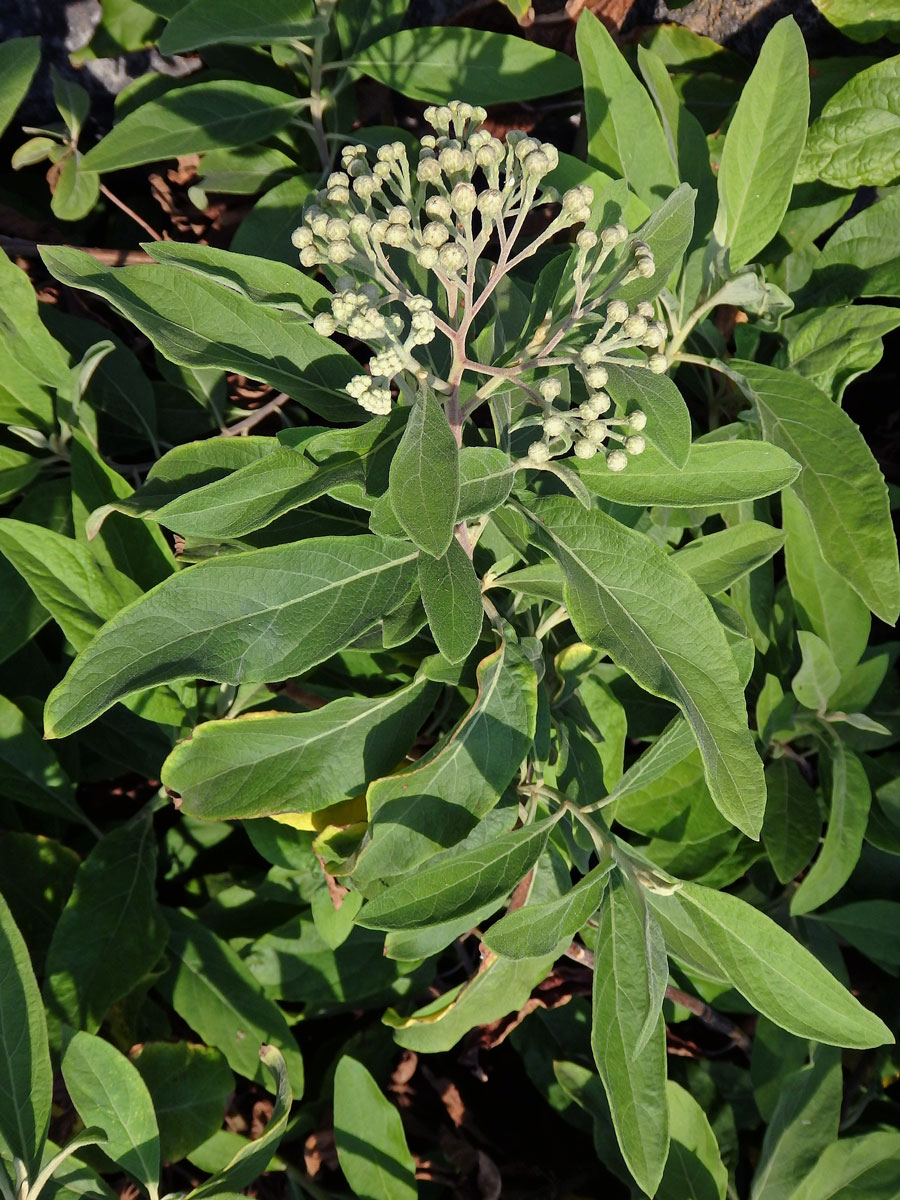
[0,236,153,264]
[99,183,163,241]
[222,392,291,436]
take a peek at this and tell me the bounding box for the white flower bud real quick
[417,246,439,269]
[477,188,504,220]
[624,315,649,339]
[373,162,392,181]
[327,240,353,264]
[388,205,411,225]
[291,227,313,248]
[384,224,408,248]
[543,414,566,437]
[370,219,388,242]
[606,450,628,472]
[327,171,349,189]
[325,217,350,242]
[540,142,559,171]
[522,150,550,178]
[471,105,487,125]
[310,213,329,237]
[425,195,452,221]
[625,435,645,455]
[353,174,379,199]
[636,301,654,318]
[313,312,337,336]
[417,157,442,184]
[642,324,663,348]
[601,223,628,247]
[439,243,466,273]
[421,134,436,150]
[579,344,604,367]
[585,367,609,390]
[349,213,372,237]
[576,230,598,252]
[578,401,598,420]
[326,186,350,205]
[475,140,505,168]
[606,299,629,324]
[561,188,586,216]
[538,378,562,401]
[514,137,541,162]
[574,438,597,459]
[648,353,668,374]
[526,440,551,463]
[299,247,319,267]
[628,410,647,431]
[468,128,491,150]
[439,146,466,174]
[585,420,608,446]
[451,181,478,216]
[636,257,656,278]
[632,240,652,258]
[591,391,611,415]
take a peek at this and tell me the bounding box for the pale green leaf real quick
[812,0,900,42]
[604,363,691,468]
[788,1130,900,1200]
[418,539,483,664]
[333,1057,416,1200]
[660,1080,728,1200]
[762,758,821,885]
[159,0,326,53]
[389,389,458,556]
[0,37,41,140]
[483,859,613,959]
[792,632,841,713]
[674,521,784,595]
[783,305,900,402]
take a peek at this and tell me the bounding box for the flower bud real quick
[585,420,609,446]
[310,213,329,237]
[439,243,466,273]
[327,240,353,264]
[370,219,388,242]
[543,414,566,437]
[313,313,337,336]
[475,140,505,168]
[353,174,379,199]
[606,300,629,324]
[384,224,409,248]
[625,435,645,455]
[526,440,551,464]
[291,227,313,248]
[606,450,628,472]
[439,146,467,174]
[591,391,611,415]
[299,247,319,267]
[627,410,647,431]
[576,230,598,252]
[422,221,450,248]
[636,301,654,319]
[326,186,350,205]
[325,217,350,242]
[624,315,648,339]
[579,344,604,367]
[585,367,609,390]
[416,157,442,184]
[642,324,663,348]
[349,213,372,237]
[451,181,478,216]
[600,223,628,247]
[425,195,452,221]
[574,438,597,459]
[522,150,550,178]
[514,137,541,162]
[648,353,668,374]
[635,257,656,278]
[538,378,562,401]
[388,205,411,225]
[327,171,349,189]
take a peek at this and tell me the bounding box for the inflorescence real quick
[292,100,667,470]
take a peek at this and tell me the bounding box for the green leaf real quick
[81,81,305,173]
[418,540,483,664]
[782,305,900,402]
[483,859,613,960]
[573,437,799,506]
[157,909,304,1094]
[811,0,900,42]
[333,1057,417,1200]
[816,901,900,974]
[40,247,360,423]
[162,678,433,819]
[605,716,698,808]
[43,536,418,739]
[51,155,100,223]
[737,361,900,625]
[186,1046,292,1200]
[800,54,900,187]
[0,37,41,139]
[353,640,538,882]
[144,241,329,318]
[713,17,809,267]
[358,815,558,931]
[62,1031,160,1200]
[762,758,821,885]
[782,489,870,674]
[231,174,317,264]
[788,1130,900,1200]
[576,10,679,209]
[591,873,669,1196]
[792,632,841,713]
[660,1080,728,1200]
[800,190,900,305]
[528,497,765,838]
[604,363,691,469]
[457,447,515,520]
[159,0,326,53]
[790,738,870,916]
[649,880,892,1047]
[44,813,168,1033]
[618,183,697,305]
[389,389,458,556]
[0,695,83,826]
[0,894,51,1177]
[132,1042,233,1164]
[674,521,785,595]
[354,27,582,105]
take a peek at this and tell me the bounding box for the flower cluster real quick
[291,100,669,470]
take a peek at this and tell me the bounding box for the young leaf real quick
[618,183,697,305]
[357,815,558,931]
[783,304,900,403]
[591,874,670,1197]
[132,1042,234,1164]
[418,539,483,664]
[354,27,581,104]
[333,1057,417,1200]
[660,1081,728,1200]
[157,909,304,1095]
[649,881,892,1047]
[0,37,41,140]
[528,497,766,838]
[604,363,691,468]
[790,738,870,916]
[44,812,168,1033]
[572,438,799,506]
[674,521,785,596]
[389,388,459,556]
[43,536,418,739]
[158,0,327,53]
[81,81,306,173]
[0,894,51,1178]
[62,1031,160,1200]
[51,155,100,223]
[162,678,433,819]
[788,1130,900,1200]
[792,632,841,713]
[457,447,515,520]
[353,640,538,882]
[801,55,900,187]
[736,361,900,625]
[762,758,821,885]
[713,17,809,267]
[576,10,679,209]
[483,858,613,960]
[186,1046,292,1200]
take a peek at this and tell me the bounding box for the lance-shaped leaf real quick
[591,873,670,1196]
[186,1047,292,1200]
[762,758,821,885]
[418,539,484,664]
[0,894,51,1178]
[790,737,870,916]
[603,364,690,469]
[527,497,765,838]
[358,815,558,931]
[133,1042,233,1165]
[162,678,434,820]
[0,37,41,140]
[159,0,327,53]
[736,360,900,625]
[604,717,698,807]
[44,812,167,1033]
[457,447,515,520]
[333,1057,417,1200]
[572,438,799,506]
[713,17,809,266]
[389,388,459,556]
[673,521,785,596]
[483,858,613,959]
[352,640,538,883]
[157,909,304,1095]
[62,1032,160,1200]
[43,536,418,739]
[788,1130,900,1200]
[0,695,84,826]
[649,881,892,1048]
[81,81,306,173]
[41,248,360,423]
